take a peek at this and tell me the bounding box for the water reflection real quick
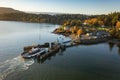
[108,42,120,54]
[35,41,120,64]
[36,48,66,64]
[108,42,115,51]
[118,46,120,55]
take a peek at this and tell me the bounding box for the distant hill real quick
[0,7,23,14]
[0,7,90,24]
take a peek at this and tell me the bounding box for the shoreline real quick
[53,31,111,45]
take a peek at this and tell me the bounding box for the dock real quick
[22,36,75,60]
[21,36,110,62]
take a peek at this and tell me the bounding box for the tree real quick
[84,18,99,26]
[98,21,104,26]
[116,21,120,30]
[70,27,75,34]
[77,29,83,36]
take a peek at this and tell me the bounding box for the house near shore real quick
[83,22,88,25]
[80,30,110,40]
[64,26,70,31]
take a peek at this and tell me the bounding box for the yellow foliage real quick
[98,21,104,26]
[77,29,83,36]
[116,21,120,30]
[70,28,75,34]
[84,18,98,25]
[91,18,98,24]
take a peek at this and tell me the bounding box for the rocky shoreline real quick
[53,32,111,45]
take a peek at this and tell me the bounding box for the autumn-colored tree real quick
[63,21,70,26]
[116,21,120,30]
[73,26,79,32]
[84,19,92,24]
[91,18,97,24]
[77,29,83,36]
[84,18,99,26]
[98,21,104,26]
[70,27,75,34]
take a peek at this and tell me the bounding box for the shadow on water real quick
[36,48,66,64]
[35,42,109,64]
[108,42,115,51]
[22,41,120,64]
[108,42,120,54]
[117,45,120,54]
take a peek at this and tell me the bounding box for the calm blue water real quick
[0,21,120,80]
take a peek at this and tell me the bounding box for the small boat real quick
[21,47,48,59]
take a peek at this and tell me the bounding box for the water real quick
[0,21,120,80]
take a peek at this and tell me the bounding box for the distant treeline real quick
[96,12,120,27]
[84,12,120,27]
[0,12,96,24]
[0,12,120,26]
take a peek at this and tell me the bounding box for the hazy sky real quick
[0,0,120,14]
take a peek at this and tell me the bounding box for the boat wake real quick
[0,56,34,80]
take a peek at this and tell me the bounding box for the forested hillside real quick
[0,7,120,27]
